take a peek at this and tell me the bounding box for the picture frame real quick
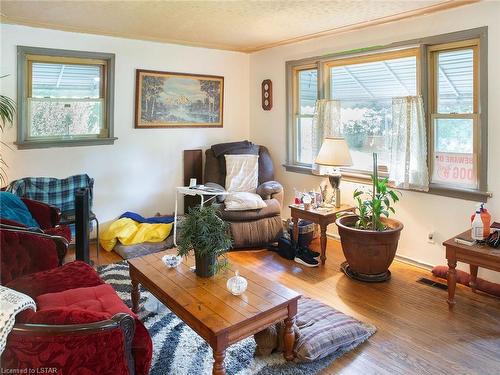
[135,69,224,128]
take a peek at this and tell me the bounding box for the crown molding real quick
[243,0,480,53]
[0,0,480,54]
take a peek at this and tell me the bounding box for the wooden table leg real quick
[131,278,140,314]
[469,265,478,293]
[320,224,327,265]
[447,259,457,309]
[292,216,299,245]
[283,302,297,361]
[213,348,225,375]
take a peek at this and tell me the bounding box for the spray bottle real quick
[470,203,491,239]
[471,209,485,241]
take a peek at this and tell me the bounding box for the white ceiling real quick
[0,0,476,52]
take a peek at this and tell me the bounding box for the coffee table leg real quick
[131,278,140,313]
[447,259,457,309]
[284,318,295,361]
[284,302,297,361]
[320,224,327,265]
[213,348,225,375]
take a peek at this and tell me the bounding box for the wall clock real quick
[261,79,272,110]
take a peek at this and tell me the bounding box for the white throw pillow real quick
[225,154,259,193]
[224,192,267,211]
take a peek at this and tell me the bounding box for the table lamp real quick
[315,137,353,208]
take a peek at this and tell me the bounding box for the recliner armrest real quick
[256,181,283,200]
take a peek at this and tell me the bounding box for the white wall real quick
[0,24,250,225]
[249,1,500,281]
[2,2,500,282]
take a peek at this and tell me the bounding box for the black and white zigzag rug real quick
[97,261,366,375]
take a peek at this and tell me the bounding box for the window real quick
[327,49,418,172]
[286,28,488,200]
[428,40,479,190]
[17,47,116,148]
[293,66,317,164]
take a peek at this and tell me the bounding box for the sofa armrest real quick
[21,198,62,229]
[257,181,284,205]
[8,313,136,375]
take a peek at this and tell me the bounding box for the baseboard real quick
[326,232,434,271]
[327,232,341,241]
[393,255,433,271]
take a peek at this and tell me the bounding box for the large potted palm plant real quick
[177,204,233,277]
[336,153,403,282]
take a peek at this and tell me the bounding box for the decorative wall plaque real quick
[261,79,272,111]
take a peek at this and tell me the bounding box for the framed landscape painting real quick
[135,69,224,128]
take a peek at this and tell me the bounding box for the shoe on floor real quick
[298,246,320,258]
[306,249,320,258]
[294,252,319,267]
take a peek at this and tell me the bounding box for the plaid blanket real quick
[6,174,94,214]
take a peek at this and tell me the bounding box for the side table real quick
[173,186,229,246]
[443,229,500,309]
[289,204,354,265]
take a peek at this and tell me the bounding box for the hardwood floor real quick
[70,240,500,374]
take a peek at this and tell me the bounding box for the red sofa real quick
[1,226,152,374]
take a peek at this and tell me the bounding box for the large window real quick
[428,40,479,190]
[286,28,488,200]
[17,47,116,148]
[327,49,418,172]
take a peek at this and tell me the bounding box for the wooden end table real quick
[129,250,301,375]
[443,229,500,309]
[289,204,355,265]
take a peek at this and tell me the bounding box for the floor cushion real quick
[432,265,500,297]
[6,261,103,298]
[114,238,173,259]
[255,297,376,362]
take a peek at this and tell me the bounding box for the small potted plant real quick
[177,204,232,277]
[336,154,403,282]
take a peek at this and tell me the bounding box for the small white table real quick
[173,186,229,246]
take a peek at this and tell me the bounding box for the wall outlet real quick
[427,232,435,244]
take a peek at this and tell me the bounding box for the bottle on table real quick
[470,203,491,240]
[471,210,484,241]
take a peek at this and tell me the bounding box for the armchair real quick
[204,142,284,248]
[0,227,152,375]
[0,196,71,242]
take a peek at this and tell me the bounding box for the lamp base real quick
[328,173,342,208]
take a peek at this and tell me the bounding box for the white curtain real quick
[390,96,429,191]
[311,99,342,174]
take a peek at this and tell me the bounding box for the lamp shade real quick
[314,137,353,167]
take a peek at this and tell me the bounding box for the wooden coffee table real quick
[128,250,301,375]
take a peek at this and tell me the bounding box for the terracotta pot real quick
[194,252,216,278]
[335,215,403,282]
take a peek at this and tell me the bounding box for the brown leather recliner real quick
[204,142,284,248]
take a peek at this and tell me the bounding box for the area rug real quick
[97,261,375,375]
